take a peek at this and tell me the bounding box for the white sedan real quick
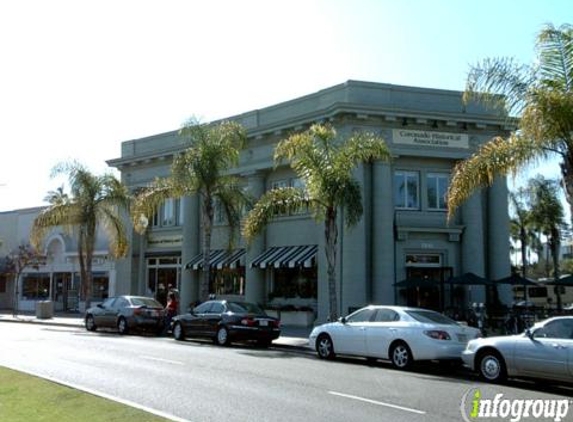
[309,306,481,369]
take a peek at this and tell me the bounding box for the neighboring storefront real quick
[0,207,116,312]
[108,80,512,323]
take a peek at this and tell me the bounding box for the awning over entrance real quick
[250,245,318,269]
[185,249,246,270]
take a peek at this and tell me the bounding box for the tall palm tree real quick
[31,162,130,309]
[243,124,391,320]
[528,175,567,309]
[509,188,532,278]
[447,23,573,220]
[132,119,249,302]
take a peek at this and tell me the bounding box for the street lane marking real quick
[328,391,427,415]
[139,355,184,365]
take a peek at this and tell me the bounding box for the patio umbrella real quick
[495,273,537,300]
[446,272,493,286]
[495,274,537,286]
[544,274,573,286]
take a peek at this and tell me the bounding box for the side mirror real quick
[97,304,104,309]
[338,316,347,324]
[525,328,533,339]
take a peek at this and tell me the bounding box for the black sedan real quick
[171,300,280,347]
[85,295,165,335]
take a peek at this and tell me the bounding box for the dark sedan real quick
[85,295,165,335]
[172,300,280,347]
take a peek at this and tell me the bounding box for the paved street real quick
[1,323,572,422]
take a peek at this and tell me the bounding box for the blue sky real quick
[0,0,569,211]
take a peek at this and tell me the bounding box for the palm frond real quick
[30,203,83,250]
[242,187,309,241]
[131,178,177,233]
[97,206,129,258]
[336,130,392,172]
[463,57,534,117]
[447,135,547,219]
[536,23,573,92]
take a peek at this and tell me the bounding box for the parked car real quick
[309,305,481,369]
[85,295,165,335]
[462,316,573,383]
[171,300,281,347]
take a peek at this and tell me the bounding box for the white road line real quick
[139,355,184,365]
[1,363,191,422]
[328,391,427,415]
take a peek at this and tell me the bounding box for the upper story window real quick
[427,173,449,211]
[152,198,182,228]
[162,198,175,226]
[394,171,419,209]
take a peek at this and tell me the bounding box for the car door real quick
[184,301,213,336]
[95,297,117,327]
[112,297,130,325]
[333,308,376,356]
[365,308,400,358]
[204,302,225,336]
[514,319,572,381]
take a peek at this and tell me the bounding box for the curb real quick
[0,317,313,353]
[1,363,192,422]
[0,317,83,329]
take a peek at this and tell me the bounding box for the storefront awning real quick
[185,249,246,270]
[251,245,318,269]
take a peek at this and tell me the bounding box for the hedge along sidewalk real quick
[0,366,185,422]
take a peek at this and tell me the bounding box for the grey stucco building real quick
[107,80,512,323]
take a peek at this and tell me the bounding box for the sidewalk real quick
[0,311,312,351]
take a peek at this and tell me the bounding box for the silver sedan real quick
[462,316,573,383]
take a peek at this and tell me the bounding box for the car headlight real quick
[465,340,479,352]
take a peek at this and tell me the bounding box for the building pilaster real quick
[245,172,266,304]
[181,195,200,310]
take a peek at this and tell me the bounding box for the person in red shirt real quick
[164,292,179,334]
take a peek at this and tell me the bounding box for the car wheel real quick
[390,342,413,370]
[216,326,229,346]
[173,322,185,341]
[117,317,129,335]
[316,334,335,360]
[85,315,97,332]
[478,350,507,383]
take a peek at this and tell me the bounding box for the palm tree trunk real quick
[78,228,88,307]
[84,223,96,310]
[551,230,562,311]
[520,227,527,278]
[324,207,338,321]
[200,197,213,302]
[560,157,573,228]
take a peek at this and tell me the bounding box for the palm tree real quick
[447,23,573,220]
[243,123,391,321]
[132,119,249,302]
[31,162,131,309]
[509,188,532,278]
[528,175,567,309]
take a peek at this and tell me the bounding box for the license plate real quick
[259,320,269,327]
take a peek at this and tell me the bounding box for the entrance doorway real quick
[52,273,78,312]
[398,253,452,311]
[147,257,180,305]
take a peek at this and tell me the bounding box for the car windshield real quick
[405,310,457,325]
[130,297,163,308]
[227,302,266,315]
